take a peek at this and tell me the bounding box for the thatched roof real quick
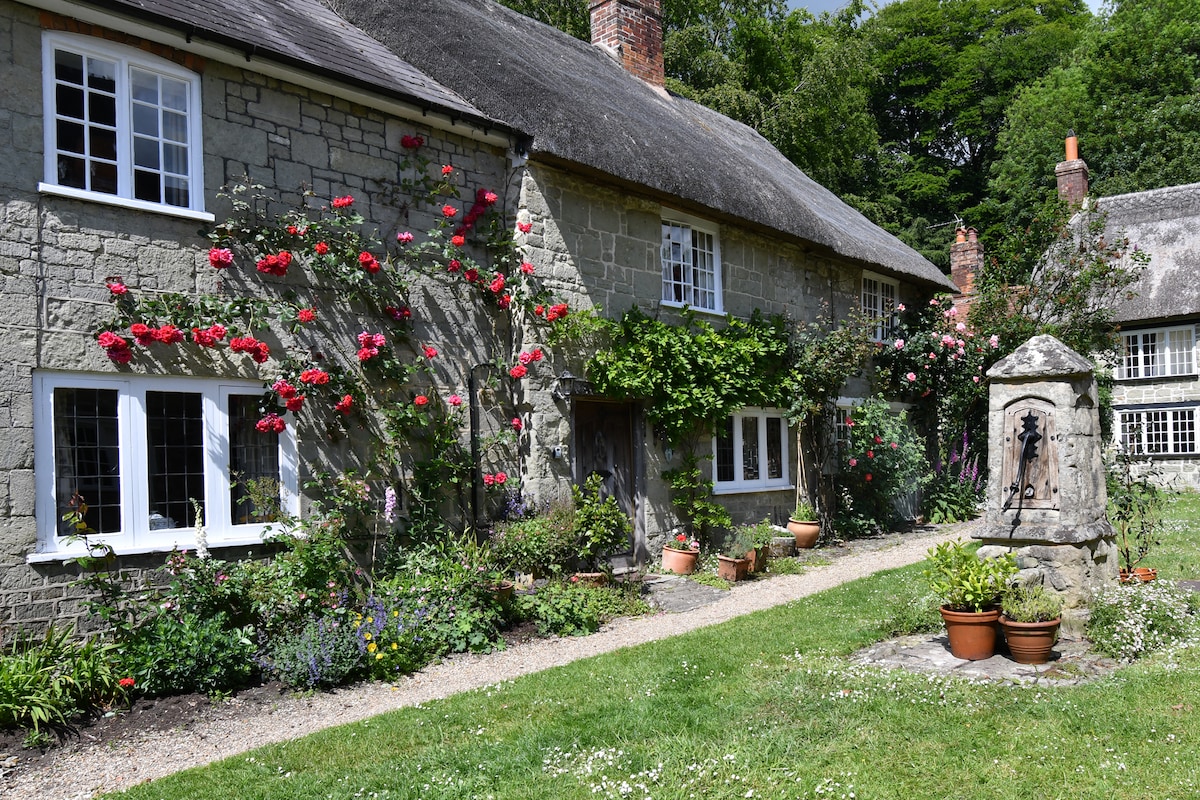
[327,0,953,290]
[96,0,495,128]
[88,0,952,290]
[1096,184,1200,325]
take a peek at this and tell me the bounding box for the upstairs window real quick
[662,213,722,313]
[1119,326,1196,380]
[33,373,297,558]
[41,33,206,216]
[861,271,898,341]
[712,408,790,493]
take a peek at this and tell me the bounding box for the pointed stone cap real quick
[986,334,1093,380]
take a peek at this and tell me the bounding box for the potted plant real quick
[736,519,775,573]
[1108,452,1163,583]
[717,529,754,582]
[999,584,1063,665]
[787,499,820,549]
[661,532,701,575]
[925,540,1017,660]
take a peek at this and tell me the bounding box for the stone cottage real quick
[1052,137,1200,487]
[0,0,953,629]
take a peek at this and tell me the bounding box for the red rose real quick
[519,262,535,275]
[285,395,305,412]
[154,325,184,344]
[489,274,506,293]
[334,394,353,414]
[451,235,466,248]
[300,368,330,385]
[423,346,438,359]
[441,204,458,219]
[297,307,316,323]
[331,195,354,209]
[509,364,528,379]
[107,348,132,364]
[447,259,461,273]
[517,221,532,233]
[358,252,380,274]
[314,241,329,255]
[97,331,126,350]
[463,269,479,283]
[400,134,424,149]
[414,395,429,406]
[441,165,453,176]
[107,281,128,295]
[272,379,298,399]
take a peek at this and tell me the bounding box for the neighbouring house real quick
[1087,187,1200,487]
[0,0,953,630]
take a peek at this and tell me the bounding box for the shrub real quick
[571,473,632,571]
[118,611,257,697]
[0,627,123,734]
[267,613,364,690]
[490,503,577,577]
[516,580,650,637]
[1087,582,1198,661]
[921,430,984,524]
[835,397,928,536]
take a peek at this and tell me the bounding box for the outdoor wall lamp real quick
[552,369,577,401]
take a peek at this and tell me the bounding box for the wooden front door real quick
[572,400,639,559]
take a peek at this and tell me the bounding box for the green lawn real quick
[108,495,1200,800]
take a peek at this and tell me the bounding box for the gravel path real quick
[7,523,970,800]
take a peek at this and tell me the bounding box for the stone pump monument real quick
[975,335,1118,631]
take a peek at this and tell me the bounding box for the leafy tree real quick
[989,0,1200,238]
[861,0,1092,265]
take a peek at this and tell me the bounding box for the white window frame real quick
[861,271,898,341]
[1118,406,1198,456]
[1117,325,1196,380]
[40,32,212,222]
[712,407,792,494]
[661,210,723,314]
[31,372,298,561]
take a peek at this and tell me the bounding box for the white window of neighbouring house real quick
[662,213,722,313]
[1118,326,1196,380]
[32,373,298,559]
[861,271,898,341]
[41,33,209,219]
[1118,406,1198,455]
[712,408,790,492]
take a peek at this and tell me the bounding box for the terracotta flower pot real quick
[787,519,820,549]
[940,606,1002,661]
[717,554,750,582]
[999,616,1061,665]
[746,547,768,573]
[661,546,700,575]
[1119,567,1157,583]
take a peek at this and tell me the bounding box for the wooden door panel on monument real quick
[573,400,635,555]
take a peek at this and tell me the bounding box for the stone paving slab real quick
[851,632,1121,685]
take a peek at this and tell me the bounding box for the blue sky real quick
[791,0,1106,16]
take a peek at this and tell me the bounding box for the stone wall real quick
[0,0,514,630]
[1111,377,1200,489]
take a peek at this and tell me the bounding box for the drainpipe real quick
[467,362,494,526]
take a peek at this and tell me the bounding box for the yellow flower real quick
[363,632,372,641]
[375,653,383,660]
[367,642,377,653]
[391,642,398,650]
[393,610,399,617]
[366,617,374,624]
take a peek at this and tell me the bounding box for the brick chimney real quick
[1055,130,1089,208]
[950,226,983,301]
[589,0,665,88]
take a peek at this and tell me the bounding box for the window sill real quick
[27,530,285,564]
[660,301,724,317]
[1115,374,1198,383]
[38,183,215,223]
[713,484,793,496]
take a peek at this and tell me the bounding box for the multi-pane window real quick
[713,409,790,492]
[1119,407,1199,455]
[42,33,204,214]
[861,271,898,341]
[34,373,297,557]
[662,215,721,312]
[1119,326,1196,379]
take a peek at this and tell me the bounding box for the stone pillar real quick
[975,335,1117,634]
